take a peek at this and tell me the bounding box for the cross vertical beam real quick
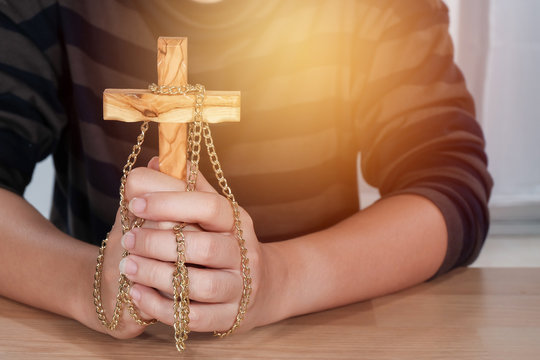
[157,38,188,180]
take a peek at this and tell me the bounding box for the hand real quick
[118,157,274,333]
[96,205,147,339]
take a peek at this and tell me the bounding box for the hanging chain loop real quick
[94,121,156,331]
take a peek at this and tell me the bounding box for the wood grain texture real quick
[102,89,241,124]
[157,37,189,180]
[157,37,188,86]
[102,37,241,180]
[1,268,539,360]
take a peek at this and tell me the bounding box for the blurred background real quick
[25,0,540,267]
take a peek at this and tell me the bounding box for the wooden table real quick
[1,268,539,359]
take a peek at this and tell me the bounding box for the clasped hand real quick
[102,157,269,338]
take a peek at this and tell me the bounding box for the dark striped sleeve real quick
[355,0,493,275]
[0,1,66,195]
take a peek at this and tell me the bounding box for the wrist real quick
[250,241,292,327]
[70,243,106,333]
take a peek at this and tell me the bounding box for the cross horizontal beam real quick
[103,89,241,124]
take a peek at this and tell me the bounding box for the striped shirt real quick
[0,0,492,276]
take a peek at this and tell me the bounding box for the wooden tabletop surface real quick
[1,268,539,359]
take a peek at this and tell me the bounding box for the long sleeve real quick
[356,0,493,275]
[0,0,67,195]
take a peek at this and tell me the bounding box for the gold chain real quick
[200,121,252,337]
[93,232,125,330]
[172,224,190,351]
[151,83,252,337]
[94,83,251,351]
[150,83,252,337]
[118,121,157,327]
[94,121,156,331]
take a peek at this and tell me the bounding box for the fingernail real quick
[121,232,135,250]
[119,258,137,275]
[130,286,141,302]
[129,197,146,213]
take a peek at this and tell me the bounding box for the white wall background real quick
[26,1,540,236]
[25,154,53,216]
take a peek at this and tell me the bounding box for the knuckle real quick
[200,308,218,331]
[141,231,155,255]
[197,235,218,263]
[137,290,159,320]
[240,208,254,229]
[149,298,162,319]
[188,306,210,331]
[204,195,222,220]
[247,246,260,267]
[200,276,219,301]
[208,311,222,331]
[147,261,167,287]
[189,306,199,325]
[125,167,146,199]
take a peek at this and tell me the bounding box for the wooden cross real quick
[103,37,240,180]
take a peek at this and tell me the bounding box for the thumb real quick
[187,161,219,194]
[147,156,219,194]
[147,156,160,171]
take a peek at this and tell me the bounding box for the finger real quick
[147,156,160,171]
[129,191,234,232]
[190,302,240,333]
[122,228,240,269]
[147,156,214,195]
[187,161,217,194]
[132,157,217,195]
[140,220,180,230]
[141,220,201,232]
[126,295,155,324]
[126,166,215,200]
[130,284,239,332]
[121,255,242,303]
[126,167,186,200]
[188,267,242,303]
[129,284,173,325]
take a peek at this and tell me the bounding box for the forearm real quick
[261,194,447,323]
[0,188,98,328]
